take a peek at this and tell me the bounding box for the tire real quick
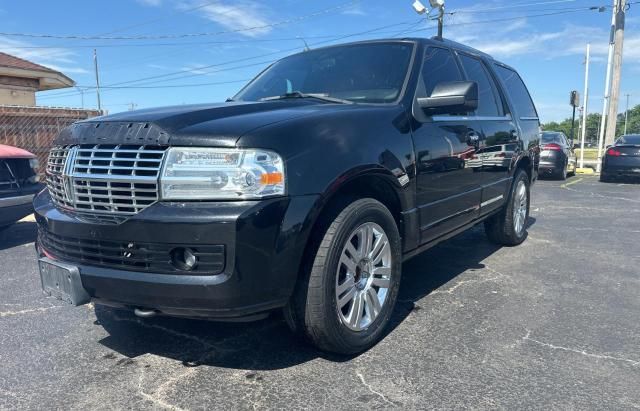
[285,198,402,355]
[600,173,612,183]
[557,162,568,180]
[484,169,530,246]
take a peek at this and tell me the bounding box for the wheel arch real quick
[292,168,409,295]
[513,154,533,183]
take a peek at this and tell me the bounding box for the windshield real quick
[234,42,414,104]
[617,135,640,145]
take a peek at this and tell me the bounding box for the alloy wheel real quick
[335,222,392,331]
[513,180,528,235]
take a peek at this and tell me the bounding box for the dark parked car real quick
[539,131,576,179]
[600,134,640,182]
[0,144,42,229]
[35,38,540,354]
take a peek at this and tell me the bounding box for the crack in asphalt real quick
[356,372,397,406]
[429,275,504,296]
[108,312,279,410]
[0,306,60,318]
[137,367,189,411]
[399,265,508,304]
[523,330,640,367]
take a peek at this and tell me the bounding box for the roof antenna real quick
[297,37,311,51]
[412,0,446,40]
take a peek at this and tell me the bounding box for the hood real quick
[0,144,35,159]
[60,100,355,147]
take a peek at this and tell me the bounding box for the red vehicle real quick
[0,144,42,229]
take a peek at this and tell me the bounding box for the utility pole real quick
[596,0,617,173]
[93,49,102,112]
[580,43,590,169]
[604,0,626,147]
[624,93,630,134]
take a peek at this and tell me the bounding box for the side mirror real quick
[418,81,478,116]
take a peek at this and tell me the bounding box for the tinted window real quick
[541,132,562,144]
[618,135,640,145]
[494,65,537,118]
[421,47,463,97]
[234,42,413,104]
[459,54,501,116]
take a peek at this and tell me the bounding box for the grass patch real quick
[574,148,599,160]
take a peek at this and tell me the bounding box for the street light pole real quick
[93,49,102,112]
[580,43,590,169]
[596,0,617,173]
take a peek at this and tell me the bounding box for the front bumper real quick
[34,191,319,319]
[0,193,36,226]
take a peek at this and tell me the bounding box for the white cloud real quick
[0,36,87,76]
[137,0,162,6]
[182,0,273,37]
[341,4,366,16]
[444,15,640,64]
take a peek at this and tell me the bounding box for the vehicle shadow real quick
[0,221,37,251]
[97,220,535,370]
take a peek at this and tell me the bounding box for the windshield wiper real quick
[260,91,352,104]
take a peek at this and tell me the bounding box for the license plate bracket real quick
[39,258,91,306]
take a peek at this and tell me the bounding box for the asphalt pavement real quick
[1,175,639,410]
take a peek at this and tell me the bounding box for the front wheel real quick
[485,169,530,246]
[285,198,402,355]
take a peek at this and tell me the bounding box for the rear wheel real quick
[285,198,401,355]
[485,169,530,246]
[557,162,568,180]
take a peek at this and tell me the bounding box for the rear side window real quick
[618,135,640,145]
[421,47,462,97]
[458,54,502,117]
[494,65,537,118]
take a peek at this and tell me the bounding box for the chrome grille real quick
[46,144,167,223]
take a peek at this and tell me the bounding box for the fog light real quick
[170,247,198,271]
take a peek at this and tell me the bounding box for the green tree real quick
[542,104,640,144]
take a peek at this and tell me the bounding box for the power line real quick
[414,5,609,32]
[36,5,611,102]
[450,0,603,13]
[37,18,422,100]
[75,79,251,89]
[0,1,360,40]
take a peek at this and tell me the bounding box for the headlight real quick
[160,148,285,200]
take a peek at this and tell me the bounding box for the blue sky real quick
[1,0,639,122]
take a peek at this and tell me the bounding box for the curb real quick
[575,168,596,175]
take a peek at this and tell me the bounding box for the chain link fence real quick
[0,105,102,175]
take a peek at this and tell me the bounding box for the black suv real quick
[35,38,540,354]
